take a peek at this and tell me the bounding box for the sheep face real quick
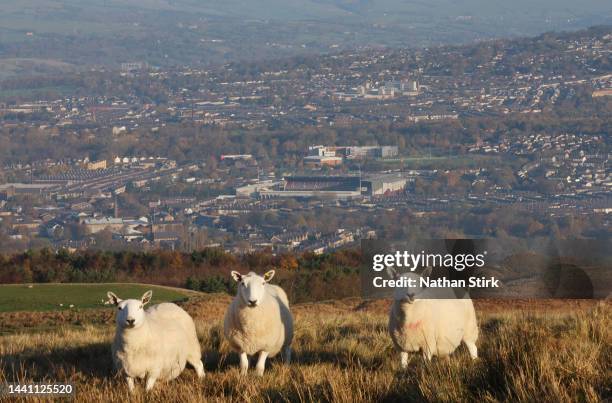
[107,290,153,329]
[231,270,275,308]
[389,267,432,304]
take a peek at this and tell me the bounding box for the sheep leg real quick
[145,375,158,392]
[126,376,135,393]
[255,351,269,376]
[239,352,249,375]
[283,345,292,364]
[465,341,478,359]
[421,338,434,361]
[400,352,409,369]
[194,360,205,378]
[188,356,205,378]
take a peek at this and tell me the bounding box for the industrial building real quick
[80,216,150,234]
[342,146,398,159]
[304,146,344,167]
[220,154,253,161]
[303,155,343,167]
[0,183,57,199]
[304,145,398,166]
[355,79,419,98]
[86,160,107,170]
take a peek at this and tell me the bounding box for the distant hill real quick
[0,0,610,73]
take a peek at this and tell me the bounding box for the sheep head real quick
[388,267,432,304]
[107,290,153,329]
[231,270,275,308]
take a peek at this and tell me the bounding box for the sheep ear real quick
[231,271,243,282]
[386,266,399,280]
[141,290,153,305]
[107,291,121,305]
[421,266,433,278]
[263,270,275,282]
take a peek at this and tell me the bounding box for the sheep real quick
[388,268,478,368]
[107,290,204,392]
[223,270,293,376]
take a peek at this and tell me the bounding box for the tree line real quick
[0,248,362,303]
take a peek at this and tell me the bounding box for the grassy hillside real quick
[0,294,609,401]
[0,283,192,312]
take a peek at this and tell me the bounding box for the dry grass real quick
[0,297,610,402]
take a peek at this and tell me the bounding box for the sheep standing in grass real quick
[107,290,204,392]
[388,268,478,368]
[224,270,293,376]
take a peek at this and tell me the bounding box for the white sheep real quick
[388,268,478,368]
[107,290,204,392]
[223,270,293,376]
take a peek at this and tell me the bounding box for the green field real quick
[368,154,506,170]
[0,283,191,312]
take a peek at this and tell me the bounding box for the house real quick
[271,230,311,250]
[81,217,125,234]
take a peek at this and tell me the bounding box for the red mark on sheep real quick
[405,320,422,330]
